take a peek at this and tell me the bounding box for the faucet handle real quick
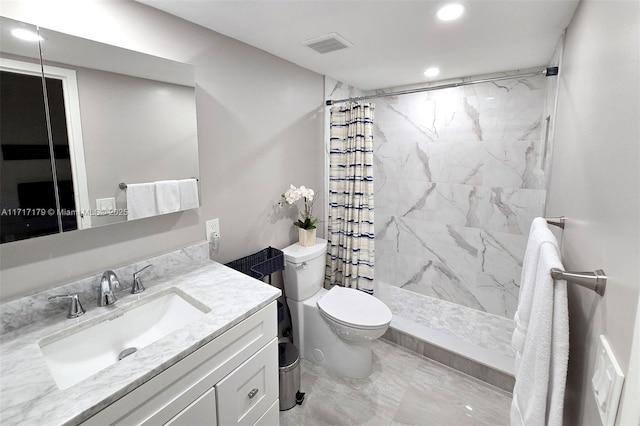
[48,293,85,318]
[132,264,153,294]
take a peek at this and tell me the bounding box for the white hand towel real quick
[510,238,568,426]
[178,178,199,211]
[126,182,157,220]
[512,217,557,373]
[155,180,180,214]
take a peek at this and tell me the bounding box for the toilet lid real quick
[317,286,392,329]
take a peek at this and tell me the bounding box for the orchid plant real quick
[281,185,319,230]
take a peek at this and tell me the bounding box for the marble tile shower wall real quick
[374,76,549,318]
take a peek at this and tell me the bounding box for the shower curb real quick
[382,327,515,393]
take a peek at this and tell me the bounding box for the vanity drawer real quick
[165,387,216,426]
[216,338,278,426]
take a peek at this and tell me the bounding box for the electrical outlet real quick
[96,197,116,216]
[592,335,625,426]
[205,218,220,241]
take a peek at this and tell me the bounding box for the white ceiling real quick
[138,0,579,91]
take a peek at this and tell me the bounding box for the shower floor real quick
[377,283,515,391]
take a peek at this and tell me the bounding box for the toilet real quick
[282,238,392,378]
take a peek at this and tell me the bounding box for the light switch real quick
[592,335,625,426]
[96,197,116,216]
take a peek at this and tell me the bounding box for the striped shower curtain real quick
[325,102,375,294]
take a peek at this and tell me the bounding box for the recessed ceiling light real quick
[424,67,440,78]
[437,3,465,21]
[11,28,42,42]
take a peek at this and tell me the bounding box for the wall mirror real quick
[0,16,199,244]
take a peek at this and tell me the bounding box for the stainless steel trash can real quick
[278,342,304,410]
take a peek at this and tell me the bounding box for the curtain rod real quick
[325,67,559,106]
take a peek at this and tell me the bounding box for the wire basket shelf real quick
[225,247,284,281]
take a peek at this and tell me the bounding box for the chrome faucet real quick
[132,264,153,294]
[48,293,85,318]
[99,270,120,306]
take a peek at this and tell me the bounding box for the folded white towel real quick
[126,182,157,220]
[178,178,199,211]
[155,180,180,214]
[510,220,568,426]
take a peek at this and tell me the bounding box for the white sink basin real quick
[39,288,210,390]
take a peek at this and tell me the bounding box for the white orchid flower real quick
[280,184,318,230]
[284,184,303,204]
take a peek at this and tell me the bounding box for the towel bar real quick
[119,178,198,190]
[550,268,607,296]
[545,217,565,229]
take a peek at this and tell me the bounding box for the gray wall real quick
[546,0,639,424]
[0,0,324,302]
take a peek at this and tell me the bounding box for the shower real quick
[324,67,558,390]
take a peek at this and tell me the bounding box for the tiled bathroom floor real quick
[279,339,511,426]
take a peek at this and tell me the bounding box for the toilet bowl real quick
[282,238,392,378]
[317,286,391,341]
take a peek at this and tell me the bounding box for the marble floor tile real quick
[280,339,511,426]
[391,356,511,425]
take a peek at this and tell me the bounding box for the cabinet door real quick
[165,387,217,426]
[254,400,280,426]
[216,338,278,426]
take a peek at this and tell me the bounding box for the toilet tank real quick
[281,238,327,301]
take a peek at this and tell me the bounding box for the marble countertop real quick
[0,260,281,426]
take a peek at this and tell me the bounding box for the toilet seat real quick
[317,286,392,330]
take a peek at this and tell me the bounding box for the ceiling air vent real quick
[303,32,353,54]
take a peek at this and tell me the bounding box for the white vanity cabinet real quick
[82,302,279,426]
[165,387,217,426]
[216,341,278,425]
